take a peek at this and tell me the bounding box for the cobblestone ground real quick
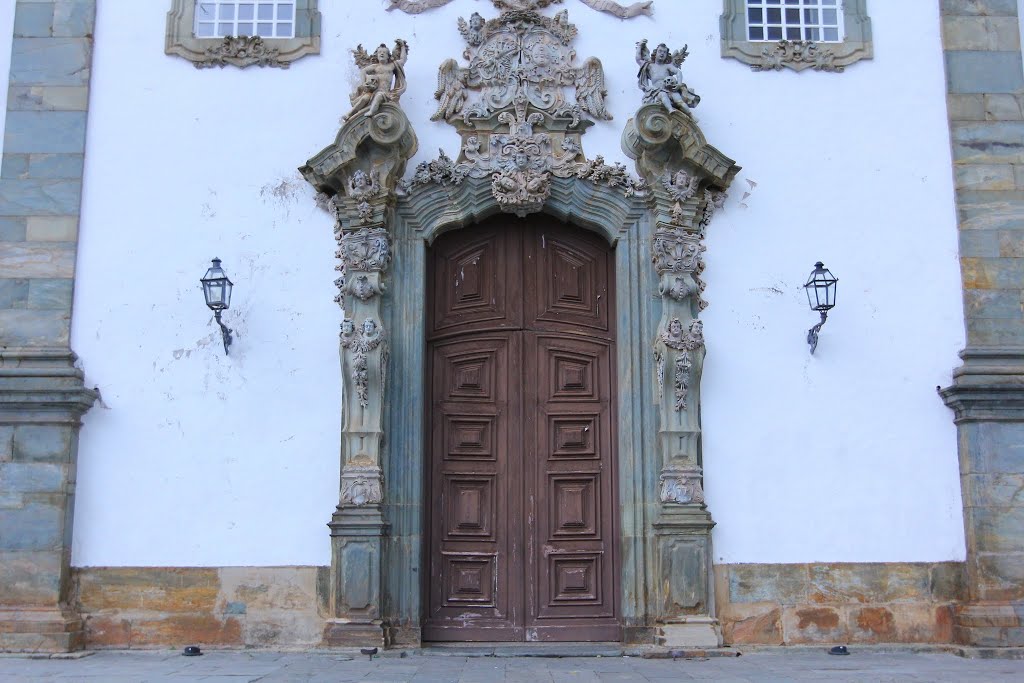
[2,650,1024,682]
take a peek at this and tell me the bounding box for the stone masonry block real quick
[931,562,967,601]
[782,605,848,644]
[12,425,73,463]
[999,230,1024,256]
[0,179,82,216]
[26,216,77,242]
[720,602,783,645]
[0,502,63,551]
[76,567,220,613]
[963,473,1024,508]
[948,93,986,120]
[976,553,1024,600]
[957,195,1024,231]
[953,123,1024,163]
[986,94,1024,120]
[961,256,1024,289]
[941,0,1020,17]
[14,2,54,38]
[966,317,1024,345]
[728,564,808,604]
[943,17,1021,51]
[2,154,30,178]
[9,38,91,87]
[8,86,89,111]
[959,229,1001,257]
[848,606,897,642]
[946,51,1024,94]
[27,154,83,180]
[967,505,1024,553]
[1016,165,1024,190]
[4,112,87,154]
[0,550,63,606]
[0,279,30,309]
[0,309,69,346]
[956,164,1016,190]
[959,421,1024,475]
[0,463,66,494]
[0,219,27,241]
[892,604,955,643]
[0,242,75,278]
[809,563,931,604]
[0,427,13,461]
[53,1,94,38]
[27,279,73,311]
[964,288,1024,318]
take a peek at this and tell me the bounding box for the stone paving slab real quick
[2,650,1024,682]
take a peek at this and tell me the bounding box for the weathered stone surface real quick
[53,1,94,38]
[4,112,86,154]
[27,279,73,311]
[0,242,75,279]
[0,310,69,346]
[809,563,931,604]
[932,562,968,602]
[953,123,1024,164]
[2,154,30,178]
[946,51,1024,94]
[123,615,243,648]
[0,427,13,461]
[949,93,986,120]
[986,94,1024,120]
[25,216,77,242]
[8,86,90,111]
[0,463,65,494]
[0,178,82,216]
[728,564,808,604]
[956,164,1016,191]
[0,552,63,606]
[76,568,219,613]
[0,218,27,242]
[11,426,73,463]
[0,502,63,551]
[943,16,1022,51]
[962,257,1024,290]
[962,473,1024,508]
[894,604,955,643]
[9,38,91,87]
[941,0,1021,16]
[960,422,1024,475]
[27,154,84,180]
[968,505,1024,553]
[849,606,897,642]
[963,289,1024,318]
[999,230,1024,255]
[0,279,30,309]
[782,606,847,644]
[720,602,782,645]
[957,197,1024,231]
[14,3,55,38]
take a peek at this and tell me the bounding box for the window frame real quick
[166,0,321,69]
[720,0,872,72]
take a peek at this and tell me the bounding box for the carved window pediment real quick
[166,0,321,69]
[720,0,872,72]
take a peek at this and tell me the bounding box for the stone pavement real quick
[3,649,1024,682]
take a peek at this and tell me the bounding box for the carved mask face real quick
[668,319,682,337]
[655,45,669,63]
[515,153,529,169]
[690,320,703,336]
[342,320,355,335]
[363,319,377,335]
[375,45,390,62]
[470,13,484,29]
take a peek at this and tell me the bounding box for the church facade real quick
[1,0,1023,652]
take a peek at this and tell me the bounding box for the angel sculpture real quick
[342,40,409,121]
[663,169,701,203]
[458,12,486,47]
[348,169,381,198]
[432,58,469,122]
[574,57,612,121]
[636,39,700,114]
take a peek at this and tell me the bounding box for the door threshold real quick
[419,642,631,658]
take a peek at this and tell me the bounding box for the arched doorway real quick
[423,215,621,642]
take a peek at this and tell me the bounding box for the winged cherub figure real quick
[636,39,700,114]
[574,56,612,121]
[343,39,409,121]
[432,57,470,122]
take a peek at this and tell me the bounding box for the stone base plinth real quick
[0,608,83,653]
[656,619,722,648]
[323,620,386,648]
[955,603,1024,648]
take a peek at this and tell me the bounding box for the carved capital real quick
[659,468,706,506]
[340,466,385,507]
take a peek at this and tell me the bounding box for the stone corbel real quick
[300,89,417,646]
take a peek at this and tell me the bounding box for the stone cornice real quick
[0,348,97,424]
[940,347,1024,423]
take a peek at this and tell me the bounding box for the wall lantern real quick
[200,257,234,355]
[804,261,837,354]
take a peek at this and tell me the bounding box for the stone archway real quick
[300,3,739,649]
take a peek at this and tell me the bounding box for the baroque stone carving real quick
[660,318,703,411]
[659,469,706,505]
[341,318,387,408]
[636,40,699,114]
[753,40,842,73]
[388,0,654,19]
[200,36,282,69]
[344,41,409,121]
[340,467,384,506]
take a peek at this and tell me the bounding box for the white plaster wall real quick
[71,0,966,567]
[0,1,17,154]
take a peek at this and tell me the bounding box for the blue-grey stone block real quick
[957,196,1024,232]
[967,317,1024,345]
[28,154,83,179]
[0,503,63,551]
[966,505,1024,553]
[946,51,1024,94]
[962,422,1024,474]
[960,229,1002,256]
[964,288,1024,318]
[0,178,82,215]
[0,463,65,493]
[27,278,72,310]
[953,123,1024,163]
[0,426,12,461]
[224,601,247,615]
[12,425,73,463]
[53,1,94,38]
[2,154,30,178]
[4,112,87,154]
[10,38,91,87]
[941,0,1020,16]
[14,2,54,38]
[0,309,70,345]
[0,279,30,309]
[0,218,27,241]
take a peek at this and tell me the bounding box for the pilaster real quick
[0,1,97,653]
[939,0,1024,649]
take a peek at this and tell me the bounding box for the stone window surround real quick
[166,0,320,68]
[720,0,873,71]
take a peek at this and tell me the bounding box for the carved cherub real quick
[662,169,701,203]
[433,58,469,121]
[636,39,700,113]
[343,39,409,121]
[457,12,486,47]
[348,169,381,198]
[574,56,611,121]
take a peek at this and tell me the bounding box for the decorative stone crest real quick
[636,40,700,114]
[387,0,654,20]
[340,467,385,506]
[659,469,706,505]
[753,40,842,73]
[344,40,409,121]
[200,36,282,69]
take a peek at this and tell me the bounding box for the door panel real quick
[425,218,618,642]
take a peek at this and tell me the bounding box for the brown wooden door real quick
[424,217,619,642]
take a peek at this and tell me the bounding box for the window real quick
[721,0,872,72]
[745,0,842,43]
[166,0,320,69]
[195,2,297,40]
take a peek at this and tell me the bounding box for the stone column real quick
[938,0,1024,649]
[0,1,97,652]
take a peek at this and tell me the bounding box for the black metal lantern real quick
[200,258,234,355]
[803,261,837,354]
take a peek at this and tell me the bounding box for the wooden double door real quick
[424,217,620,642]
